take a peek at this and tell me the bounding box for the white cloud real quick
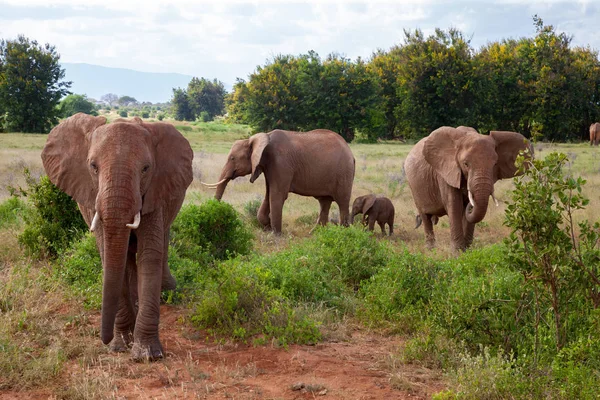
[1,0,599,86]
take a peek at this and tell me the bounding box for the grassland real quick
[1,120,600,398]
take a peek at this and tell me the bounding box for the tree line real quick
[226,16,600,142]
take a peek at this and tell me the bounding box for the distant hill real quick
[62,63,195,103]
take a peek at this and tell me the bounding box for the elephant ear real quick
[141,122,194,214]
[362,195,377,214]
[249,132,270,183]
[490,131,532,179]
[423,126,467,189]
[41,113,107,209]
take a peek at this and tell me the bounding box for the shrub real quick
[54,233,102,309]
[171,200,253,260]
[505,151,600,353]
[190,258,321,346]
[119,110,128,118]
[10,169,87,258]
[162,245,213,304]
[157,113,165,121]
[141,111,150,118]
[359,249,440,330]
[0,197,27,229]
[199,111,211,122]
[242,197,262,226]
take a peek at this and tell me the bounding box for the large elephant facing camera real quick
[203,129,355,233]
[404,126,532,251]
[41,113,193,361]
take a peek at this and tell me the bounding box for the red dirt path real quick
[3,305,446,399]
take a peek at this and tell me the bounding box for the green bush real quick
[199,111,211,122]
[303,225,389,289]
[0,197,27,229]
[190,258,321,346]
[242,198,262,226]
[359,249,440,330]
[171,200,253,260]
[141,111,150,119]
[119,110,128,118]
[157,113,165,121]
[54,233,102,309]
[162,245,212,304]
[431,246,527,353]
[10,170,87,258]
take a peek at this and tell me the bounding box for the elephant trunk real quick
[214,167,233,200]
[96,174,141,345]
[465,177,493,224]
[100,225,130,344]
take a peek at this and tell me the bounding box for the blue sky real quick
[1,0,598,86]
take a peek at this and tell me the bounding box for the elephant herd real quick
[40,113,532,361]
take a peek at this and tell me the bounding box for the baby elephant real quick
[351,194,395,236]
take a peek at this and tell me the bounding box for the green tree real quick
[187,77,226,121]
[395,28,475,138]
[244,54,304,132]
[226,78,250,124]
[368,47,404,139]
[0,35,71,133]
[58,94,97,118]
[117,95,138,106]
[171,87,194,121]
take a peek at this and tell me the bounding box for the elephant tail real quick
[415,215,422,229]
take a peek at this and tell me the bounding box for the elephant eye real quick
[90,162,98,174]
[464,161,469,168]
[142,165,150,174]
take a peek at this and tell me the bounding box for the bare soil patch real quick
[2,306,445,399]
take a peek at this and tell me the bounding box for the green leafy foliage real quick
[54,233,102,309]
[10,169,87,258]
[505,151,600,353]
[0,197,27,229]
[171,77,226,122]
[0,35,71,133]
[171,200,253,260]
[190,258,321,346]
[58,94,98,118]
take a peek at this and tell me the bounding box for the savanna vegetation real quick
[227,17,600,143]
[1,122,600,398]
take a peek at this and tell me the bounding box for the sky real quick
[1,0,599,86]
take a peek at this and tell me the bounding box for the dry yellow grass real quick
[2,127,600,254]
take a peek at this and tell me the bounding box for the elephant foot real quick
[109,331,133,353]
[131,338,164,362]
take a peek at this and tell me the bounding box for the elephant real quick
[404,126,532,251]
[41,113,193,361]
[351,194,395,236]
[202,129,355,234]
[590,122,600,146]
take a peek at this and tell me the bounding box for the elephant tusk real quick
[201,178,227,188]
[126,212,141,229]
[90,211,100,232]
[468,191,475,207]
[491,193,499,207]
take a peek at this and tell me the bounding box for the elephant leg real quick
[421,214,435,249]
[388,215,394,236]
[463,218,475,249]
[269,190,286,235]
[447,191,466,251]
[317,198,332,226]
[377,220,386,235]
[131,211,165,362]
[337,195,351,227]
[367,215,376,231]
[109,246,137,352]
[257,183,271,229]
